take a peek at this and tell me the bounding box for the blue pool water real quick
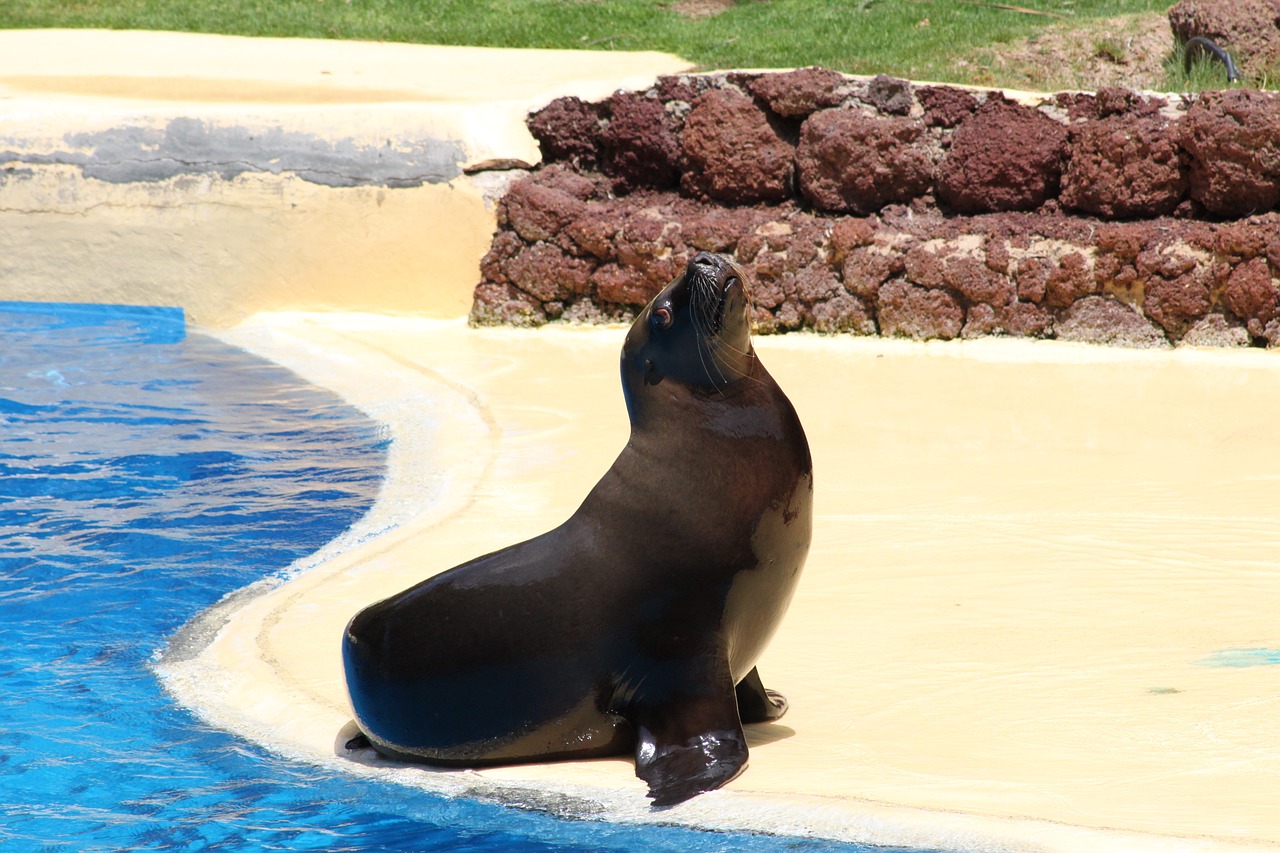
[0,303,915,853]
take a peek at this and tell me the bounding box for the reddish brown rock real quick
[937,98,1069,213]
[615,206,683,270]
[963,300,1052,338]
[1136,244,1197,279]
[470,282,547,327]
[600,93,683,192]
[563,201,626,259]
[1002,301,1054,337]
[1014,256,1052,303]
[501,177,589,244]
[813,293,877,334]
[1093,86,1166,118]
[653,73,724,105]
[1043,252,1098,308]
[984,237,1012,274]
[481,73,1280,344]
[1181,89,1280,218]
[944,254,1015,306]
[901,243,945,289]
[591,263,654,306]
[1055,91,1099,121]
[877,278,964,340]
[1061,114,1188,219]
[1223,256,1280,332]
[526,96,603,166]
[478,230,524,288]
[1096,222,1148,261]
[829,218,877,262]
[1055,296,1168,348]
[748,67,847,118]
[681,89,795,204]
[680,205,762,253]
[917,86,978,128]
[841,243,906,299]
[796,109,935,215]
[788,263,843,305]
[1213,218,1272,261]
[1144,273,1213,337]
[505,242,596,303]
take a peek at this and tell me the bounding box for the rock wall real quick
[472,69,1280,348]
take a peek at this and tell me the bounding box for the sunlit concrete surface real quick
[0,30,691,324]
[5,29,1279,853]
[160,313,1280,853]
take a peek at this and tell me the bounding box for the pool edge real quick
[156,313,1278,853]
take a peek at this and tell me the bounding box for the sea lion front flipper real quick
[633,684,748,807]
[735,666,788,724]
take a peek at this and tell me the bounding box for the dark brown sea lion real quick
[341,251,812,806]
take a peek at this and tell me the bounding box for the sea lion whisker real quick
[696,330,732,391]
[709,339,763,385]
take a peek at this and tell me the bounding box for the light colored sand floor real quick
[160,312,1280,853]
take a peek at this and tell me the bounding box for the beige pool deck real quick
[4,30,1280,853]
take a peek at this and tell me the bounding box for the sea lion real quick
[342,251,812,806]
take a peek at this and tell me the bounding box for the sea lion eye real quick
[652,306,673,330]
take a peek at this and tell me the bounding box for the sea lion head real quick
[621,251,755,402]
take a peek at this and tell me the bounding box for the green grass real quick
[1,0,1179,88]
[1164,39,1268,92]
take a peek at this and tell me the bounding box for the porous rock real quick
[1181,89,1280,218]
[1061,113,1188,219]
[877,278,964,340]
[600,93,683,192]
[526,97,603,166]
[866,74,913,116]
[813,293,872,335]
[1055,296,1169,348]
[1223,255,1280,333]
[918,86,978,128]
[1144,273,1213,337]
[480,69,1280,350]
[505,242,596,303]
[796,109,935,215]
[937,97,1069,213]
[748,67,848,118]
[501,176,589,244]
[681,89,795,204]
[1180,313,1251,347]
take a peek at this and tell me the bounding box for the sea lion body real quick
[342,252,812,805]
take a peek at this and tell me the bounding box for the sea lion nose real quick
[691,251,718,269]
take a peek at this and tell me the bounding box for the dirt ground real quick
[968,11,1176,93]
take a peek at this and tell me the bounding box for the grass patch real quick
[2,0,1180,88]
[1163,38,1265,92]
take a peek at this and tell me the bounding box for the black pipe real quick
[1183,36,1243,83]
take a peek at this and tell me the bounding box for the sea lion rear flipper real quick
[633,686,748,807]
[735,666,789,724]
